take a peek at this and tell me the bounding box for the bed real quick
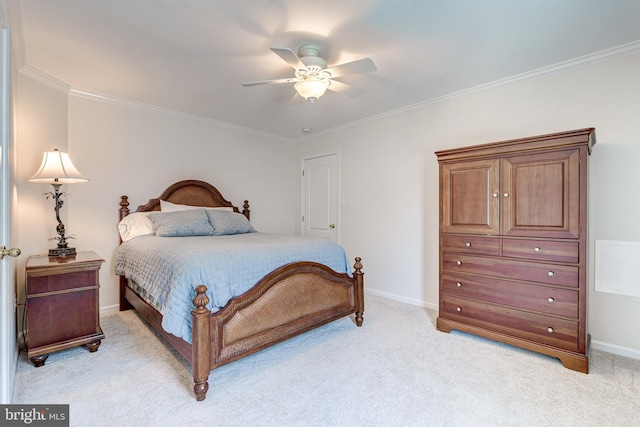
[116,179,364,401]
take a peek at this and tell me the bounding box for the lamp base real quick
[48,247,76,257]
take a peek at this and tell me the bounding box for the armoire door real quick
[441,158,500,235]
[501,149,581,238]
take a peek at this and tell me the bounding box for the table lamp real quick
[28,149,88,256]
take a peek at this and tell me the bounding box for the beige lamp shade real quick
[28,149,88,184]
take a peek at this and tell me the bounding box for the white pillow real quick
[160,199,234,212]
[118,212,155,242]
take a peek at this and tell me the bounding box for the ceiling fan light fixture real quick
[294,78,330,103]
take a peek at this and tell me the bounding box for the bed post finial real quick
[191,285,211,401]
[354,257,363,272]
[193,285,210,310]
[353,257,364,327]
[119,196,130,221]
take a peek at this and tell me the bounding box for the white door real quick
[0,22,19,404]
[302,153,339,241]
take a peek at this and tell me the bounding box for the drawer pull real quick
[547,297,555,303]
[503,192,509,198]
[456,282,462,288]
[492,193,498,198]
[456,307,462,312]
[465,242,471,247]
[547,271,555,277]
[547,327,554,334]
[534,247,541,253]
[456,260,462,266]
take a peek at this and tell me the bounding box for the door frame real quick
[300,151,340,242]
[0,7,18,403]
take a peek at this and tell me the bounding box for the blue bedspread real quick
[114,233,351,343]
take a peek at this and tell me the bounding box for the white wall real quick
[296,52,640,358]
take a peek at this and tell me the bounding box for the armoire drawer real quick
[502,239,579,263]
[442,235,500,256]
[442,254,579,287]
[440,295,579,351]
[441,272,579,318]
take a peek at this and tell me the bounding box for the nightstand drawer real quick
[27,289,99,348]
[27,270,97,295]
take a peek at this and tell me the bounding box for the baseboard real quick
[365,289,438,311]
[590,339,640,361]
[100,304,120,314]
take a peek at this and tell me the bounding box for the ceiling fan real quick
[242,44,377,103]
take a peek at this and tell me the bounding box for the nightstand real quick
[25,250,105,367]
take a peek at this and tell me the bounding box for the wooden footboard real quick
[120,258,364,401]
[191,258,364,401]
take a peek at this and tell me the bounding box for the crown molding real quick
[300,40,640,141]
[68,88,294,143]
[20,64,70,93]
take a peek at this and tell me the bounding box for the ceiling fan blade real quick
[325,58,377,78]
[270,48,307,71]
[242,77,298,87]
[327,80,365,98]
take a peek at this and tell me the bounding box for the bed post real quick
[119,196,133,311]
[242,200,250,221]
[119,276,133,311]
[353,257,364,327]
[119,195,130,221]
[191,285,211,401]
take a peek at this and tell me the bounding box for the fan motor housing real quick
[298,44,327,71]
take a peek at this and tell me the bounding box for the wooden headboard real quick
[119,179,250,221]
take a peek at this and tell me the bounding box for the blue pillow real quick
[148,209,214,237]
[206,209,255,235]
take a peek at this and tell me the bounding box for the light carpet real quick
[12,295,640,427]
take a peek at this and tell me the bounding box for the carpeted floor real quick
[12,294,640,427]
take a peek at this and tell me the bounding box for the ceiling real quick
[13,0,640,140]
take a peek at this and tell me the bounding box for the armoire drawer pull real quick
[547,327,554,334]
[548,271,555,277]
[456,307,462,312]
[456,260,462,266]
[492,193,498,198]
[503,192,509,198]
[465,242,471,247]
[547,297,555,303]
[456,282,462,288]
[534,247,541,252]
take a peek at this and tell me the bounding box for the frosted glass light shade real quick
[294,78,330,102]
[28,149,88,184]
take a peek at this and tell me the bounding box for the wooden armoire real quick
[435,128,595,373]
